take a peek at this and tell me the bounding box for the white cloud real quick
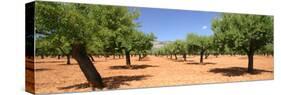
[202,25,208,29]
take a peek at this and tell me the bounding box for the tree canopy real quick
[34,1,159,89]
[186,33,213,63]
[212,13,273,72]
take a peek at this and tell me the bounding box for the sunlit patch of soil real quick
[29,55,273,94]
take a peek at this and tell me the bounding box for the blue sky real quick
[134,7,220,41]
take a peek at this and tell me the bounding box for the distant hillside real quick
[152,41,173,49]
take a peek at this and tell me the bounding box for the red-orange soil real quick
[26,55,273,94]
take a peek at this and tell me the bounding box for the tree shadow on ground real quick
[26,68,53,72]
[169,58,195,62]
[209,67,273,77]
[184,62,216,65]
[103,75,152,89]
[57,75,152,90]
[109,64,159,70]
[57,63,78,66]
[35,60,66,63]
[172,59,186,62]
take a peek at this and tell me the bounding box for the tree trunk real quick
[174,54,177,60]
[113,50,115,59]
[143,54,147,58]
[66,54,71,65]
[138,54,141,61]
[58,55,61,59]
[200,51,204,63]
[40,55,44,59]
[72,44,104,89]
[125,49,131,67]
[215,53,218,58]
[58,47,70,64]
[247,53,254,73]
[183,54,186,61]
[88,54,95,62]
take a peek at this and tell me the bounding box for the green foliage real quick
[257,43,273,55]
[35,1,143,57]
[162,42,176,55]
[212,13,273,54]
[173,40,187,54]
[212,13,273,72]
[157,40,187,57]
[186,33,213,54]
[132,32,156,55]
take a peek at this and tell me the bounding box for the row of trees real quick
[155,33,213,63]
[33,1,273,89]
[35,2,155,89]
[155,13,273,73]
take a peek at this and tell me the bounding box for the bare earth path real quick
[29,55,273,94]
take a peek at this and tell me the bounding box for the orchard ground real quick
[27,55,273,94]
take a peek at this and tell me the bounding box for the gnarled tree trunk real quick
[72,44,104,89]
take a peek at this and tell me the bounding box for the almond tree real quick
[186,33,213,63]
[35,2,139,89]
[212,13,273,73]
[175,40,188,61]
[133,32,155,61]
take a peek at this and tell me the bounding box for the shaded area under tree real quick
[109,64,159,70]
[57,75,152,90]
[26,68,53,72]
[35,60,66,63]
[209,67,273,77]
[185,62,217,65]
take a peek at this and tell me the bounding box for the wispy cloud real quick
[202,25,208,30]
